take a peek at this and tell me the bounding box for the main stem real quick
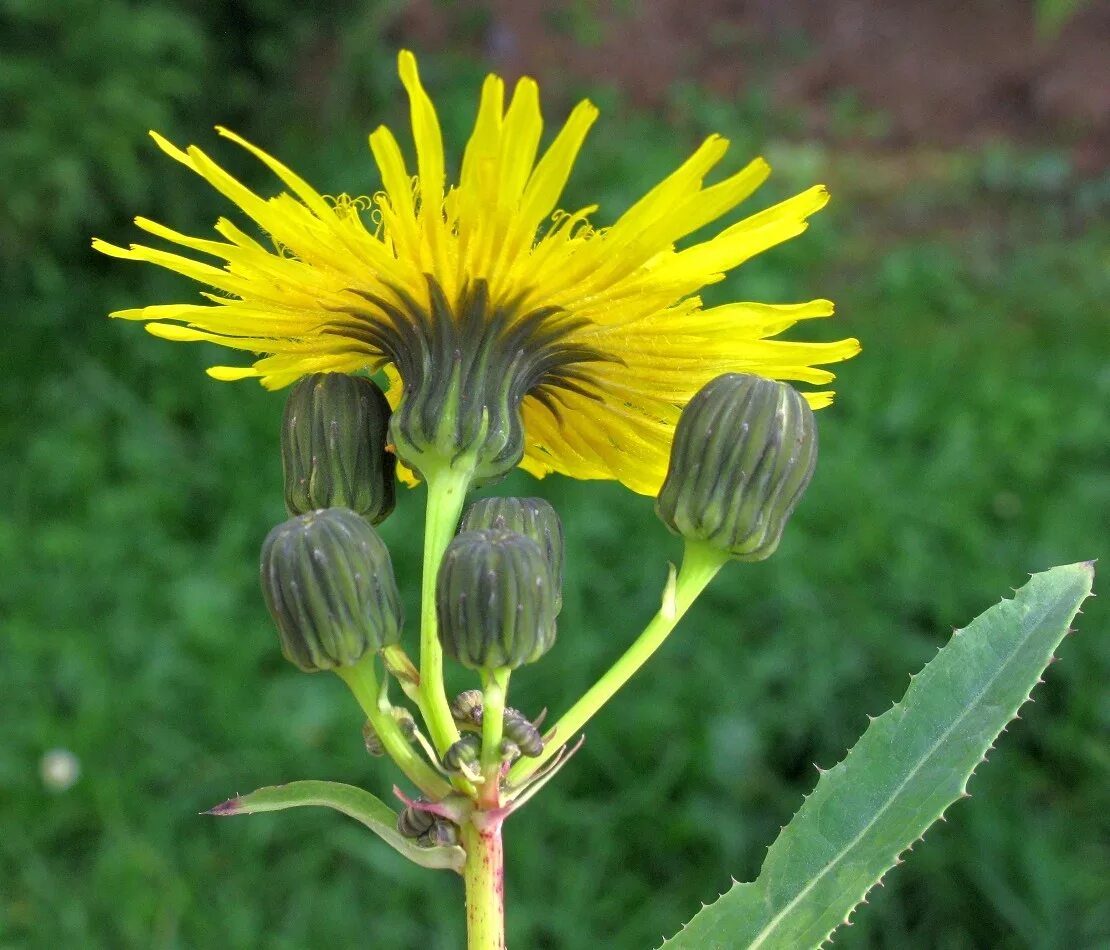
[462,819,506,950]
[509,540,727,784]
[419,463,474,757]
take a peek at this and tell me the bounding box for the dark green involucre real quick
[460,497,564,612]
[260,507,402,672]
[655,373,818,561]
[436,529,557,670]
[281,372,396,523]
[338,276,609,487]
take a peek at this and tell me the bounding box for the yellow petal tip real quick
[206,366,259,382]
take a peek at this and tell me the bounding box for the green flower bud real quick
[282,372,396,523]
[260,508,403,672]
[397,802,436,839]
[655,374,818,562]
[449,689,485,725]
[442,733,482,773]
[502,708,544,757]
[436,529,557,671]
[460,497,564,612]
[362,708,416,756]
[419,819,461,849]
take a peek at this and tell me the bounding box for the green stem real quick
[336,654,452,800]
[462,819,506,950]
[419,463,474,757]
[479,668,510,806]
[509,540,727,785]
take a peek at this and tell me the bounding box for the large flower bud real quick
[282,372,396,523]
[436,529,557,671]
[460,497,564,612]
[655,374,818,561]
[260,508,403,672]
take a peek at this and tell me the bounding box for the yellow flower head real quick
[93,50,859,495]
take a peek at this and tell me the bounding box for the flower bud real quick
[363,708,416,756]
[260,508,403,672]
[397,802,436,839]
[449,689,485,725]
[442,733,482,773]
[436,529,557,670]
[460,497,564,612]
[282,372,396,523]
[419,819,461,848]
[655,374,818,561]
[502,708,544,757]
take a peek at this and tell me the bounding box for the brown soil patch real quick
[400,1,1110,171]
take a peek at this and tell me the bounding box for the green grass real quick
[2,14,1108,949]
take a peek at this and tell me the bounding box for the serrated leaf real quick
[662,561,1094,950]
[207,780,465,872]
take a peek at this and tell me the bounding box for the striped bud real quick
[442,733,482,773]
[260,508,403,672]
[397,803,436,839]
[449,689,485,725]
[419,819,461,848]
[655,374,818,561]
[502,708,544,757]
[436,529,557,671]
[460,497,564,612]
[282,372,396,523]
[363,708,416,756]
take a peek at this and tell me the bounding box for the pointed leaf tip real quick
[204,797,241,816]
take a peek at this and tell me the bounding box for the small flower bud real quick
[442,733,482,773]
[260,508,403,672]
[449,689,485,725]
[362,720,386,757]
[397,803,436,839]
[436,529,557,671]
[282,372,396,523]
[460,497,564,612]
[502,708,544,757]
[419,819,461,848]
[655,374,818,561]
[362,708,416,756]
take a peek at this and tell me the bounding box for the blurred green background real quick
[2,1,1108,947]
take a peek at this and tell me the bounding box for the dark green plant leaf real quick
[662,562,1094,949]
[207,780,465,872]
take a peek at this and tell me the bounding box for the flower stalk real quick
[479,668,510,806]
[336,654,452,800]
[419,463,475,757]
[509,540,727,785]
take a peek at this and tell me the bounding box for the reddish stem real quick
[462,818,506,949]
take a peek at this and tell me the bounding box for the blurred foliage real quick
[2,2,1108,949]
[1032,0,1092,40]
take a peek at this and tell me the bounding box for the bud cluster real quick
[252,367,820,815]
[439,692,546,777]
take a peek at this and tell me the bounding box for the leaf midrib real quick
[746,595,1054,949]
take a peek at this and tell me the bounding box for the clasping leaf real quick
[207,779,466,872]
